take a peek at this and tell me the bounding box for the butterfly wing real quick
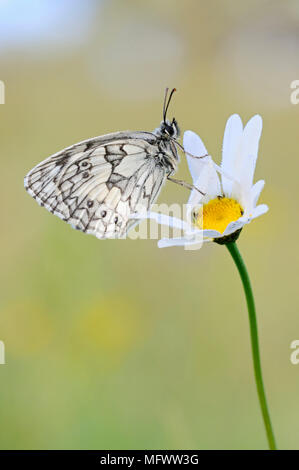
[24,132,168,239]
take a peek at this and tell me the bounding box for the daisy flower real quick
[141,114,268,248]
[132,114,277,449]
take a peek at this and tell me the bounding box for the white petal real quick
[202,229,222,238]
[237,154,256,211]
[213,161,236,185]
[250,204,269,220]
[184,228,222,239]
[133,211,192,232]
[221,114,243,196]
[158,236,202,248]
[183,130,210,184]
[232,115,263,196]
[221,215,250,236]
[188,157,221,207]
[251,180,265,207]
[240,153,256,189]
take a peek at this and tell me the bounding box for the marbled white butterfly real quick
[24,88,185,239]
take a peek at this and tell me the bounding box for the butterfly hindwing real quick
[24,132,168,239]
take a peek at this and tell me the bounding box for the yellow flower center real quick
[195,197,243,233]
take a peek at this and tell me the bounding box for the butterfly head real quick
[154,88,180,139]
[155,118,180,139]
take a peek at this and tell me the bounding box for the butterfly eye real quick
[101,210,107,218]
[171,118,179,138]
[166,125,174,136]
[87,200,93,208]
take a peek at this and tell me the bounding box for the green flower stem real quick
[226,241,276,450]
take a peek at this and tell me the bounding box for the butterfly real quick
[24,89,187,239]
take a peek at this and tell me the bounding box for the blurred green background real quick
[0,0,298,450]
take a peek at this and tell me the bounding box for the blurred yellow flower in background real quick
[73,295,142,362]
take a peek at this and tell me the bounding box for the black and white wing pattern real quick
[24,132,173,239]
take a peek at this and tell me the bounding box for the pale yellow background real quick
[0,0,298,449]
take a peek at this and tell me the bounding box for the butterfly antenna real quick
[163,88,169,122]
[163,87,176,123]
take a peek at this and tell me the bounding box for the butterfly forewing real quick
[24,131,176,239]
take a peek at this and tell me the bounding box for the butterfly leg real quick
[184,149,209,160]
[170,138,209,160]
[167,176,205,196]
